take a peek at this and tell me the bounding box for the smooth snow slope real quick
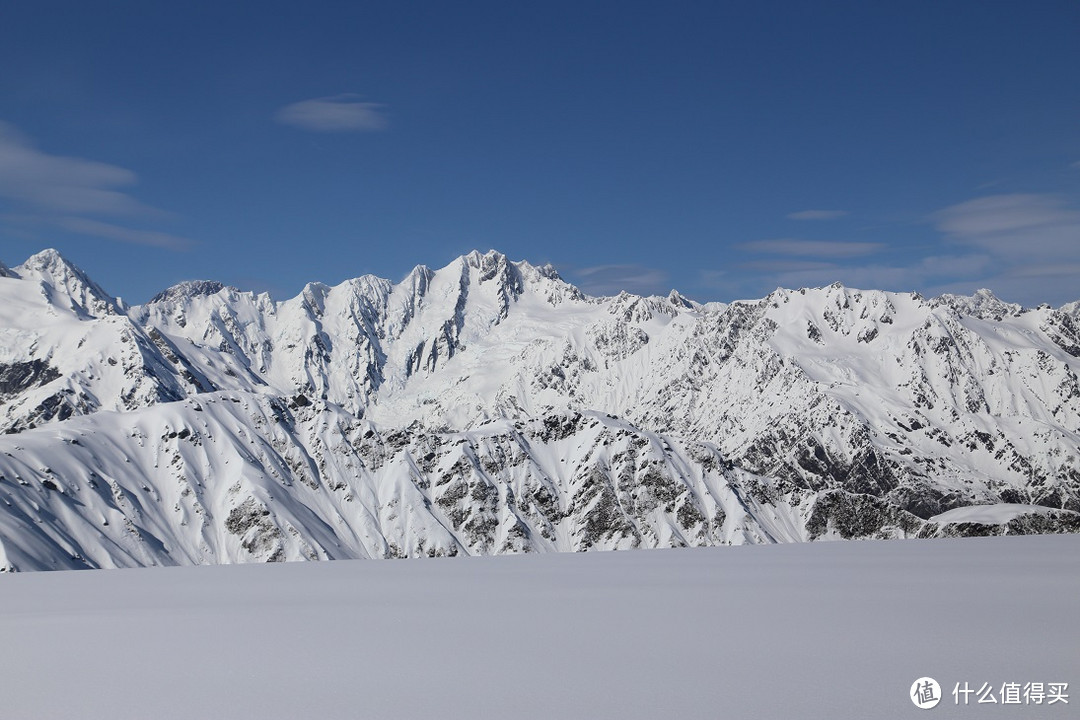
[1,535,1076,720]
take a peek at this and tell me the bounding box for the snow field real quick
[1,534,1077,719]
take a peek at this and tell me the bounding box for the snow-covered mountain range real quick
[1,248,1079,571]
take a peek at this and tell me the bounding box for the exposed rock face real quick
[1,248,1079,571]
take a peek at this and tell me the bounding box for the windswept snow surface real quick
[1,535,1077,719]
[930,502,1063,524]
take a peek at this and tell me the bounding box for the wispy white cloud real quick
[571,264,669,296]
[739,238,884,258]
[696,248,997,301]
[787,209,848,220]
[52,217,191,250]
[1008,262,1080,278]
[275,95,388,132]
[739,259,837,273]
[931,193,1080,263]
[0,122,153,215]
[0,121,191,249]
[706,193,1080,305]
[925,193,1080,304]
[697,269,727,287]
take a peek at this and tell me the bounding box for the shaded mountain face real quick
[1,249,1078,571]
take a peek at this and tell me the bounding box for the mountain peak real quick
[459,250,516,286]
[536,263,562,281]
[15,248,118,317]
[20,248,74,274]
[148,280,228,305]
[933,288,1023,319]
[18,249,101,291]
[457,250,584,299]
[462,249,506,268]
[667,289,694,308]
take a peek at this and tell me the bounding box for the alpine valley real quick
[1,248,1079,572]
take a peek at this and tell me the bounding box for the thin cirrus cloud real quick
[727,193,1080,304]
[52,217,191,250]
[926,192,1080,304]
[275,95,388,132]
[570,264,670,297]
[0,121,190,249]
[787,210,849,220]
[931,193,1080,262]
[739,238,885,258]
[698,254,993,301]
[0,121,149,216]
[739,259,838,273]
[701,192,1080,305]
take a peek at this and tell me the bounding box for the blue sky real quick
[1,1,1079,305]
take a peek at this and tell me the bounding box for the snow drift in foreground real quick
[1,248,1080,571]
[1,535,1077,719]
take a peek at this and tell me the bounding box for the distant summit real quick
[149,280,229,305]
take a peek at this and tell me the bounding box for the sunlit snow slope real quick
[1,249,1079,571]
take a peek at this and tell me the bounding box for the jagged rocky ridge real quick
[1,248,1079,571]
